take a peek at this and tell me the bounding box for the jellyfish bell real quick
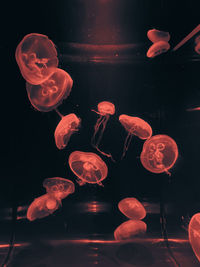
[114,220,147,241]
[118,198,146,220]
[15,33,58,85]
[91,101,115,160]
[119,114,152,159]
[26,68,73,112]
[27,193,61,221]
[68,151,108,186]
[140,134,178,175]
[146,41,170,58]
[189,213,200,262]
[147,29,170,43]
[43,177,75,200]
[54,114,81,150]
[194,42,200,55]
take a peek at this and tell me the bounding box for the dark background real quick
[0,0,200,215]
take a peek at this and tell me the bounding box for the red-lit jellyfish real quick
[26,68,73,112]
[114,220,147,241]
[146,41,170,58]
[119,115,152,159]
[68,151,108,186]
[27,193,61,221]
[43,177,75,201]
[189,213,200,262]
[140,134,178,175]
[15,33,58,85]
[54,113,81,149]
[147,29,170,43]
[194,35,200,55]
[118,198,146,220]
[91,101,115,160]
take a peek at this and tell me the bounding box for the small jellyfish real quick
[54,113,81,149]
[147,29,170,43]
[114,220,147,241]
[118,198,146,220]
[119,115,152,159]
[15,33,58,85]
[140,134,178,175]
[146,41,170,58]
[189,213,200,262]
[43,177,75,200]
[68,151,108,186]
[27,193,61,221]
[194,42,200,55]
[91,101,115,160]
[26,68,73,112]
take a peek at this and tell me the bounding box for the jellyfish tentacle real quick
[91,115,105,146]
[96,115,109,147]
[121,132,133,159]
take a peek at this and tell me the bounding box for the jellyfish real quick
[119,115,152,159]
[15,33,58,85]
[118,198,146,220]
[140,134,178,175]
[146,41,170,58]
[26,68,73,112]
[27,193,61,221]
[54,113,81,149]
[114,220,147,241]
[91,101,115,160]
[188,213,200,262]
[68,151,108,186]
[147,29,170,43]
[43,177,75,201]
[194,42,200,55]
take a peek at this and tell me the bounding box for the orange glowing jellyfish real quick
[15,33,58,85]
[146,41,170,58]
[147,29,170,43]
[140,134,178,175]
[26,68,73,112]
[68,151,108,186]
[119,115,152,159]
[118,198,146,220]
[195,42,200,55]
[189,213,200,262]
[91,101,115,160]
[27,193,61,221]
[43,177,75,201]
[54,113,81,149]
[114,220,147,241]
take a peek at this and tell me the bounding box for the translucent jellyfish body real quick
[43,177,75,200]
[26,68,73,112]
[146,41,170,58]
[194,42,200,55]
[15,33,58,85]
[140,134,178,175]
[68,151,108,186]
[114,220,147,241]
[118,198,146,220]
[54,114,81,149]
[91,101,115,160]
[27,193,61,221]
[189,213,200,262]
[119,115,152,159]
[147,29,170,43]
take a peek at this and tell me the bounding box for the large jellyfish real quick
[114,220,147,241]
[147,29,170,43]
[188,213,200,262]
[146,41,170,58]
[118,198,146,220]
[26,68,73,112]
[15,33,58,85]
[27,193,61,221]
[91,101,115,160]
[43,177,75,201]
[54,113,81,149]
[68,151,108,186]
[140,134,178,175]
[119,115,152,159]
